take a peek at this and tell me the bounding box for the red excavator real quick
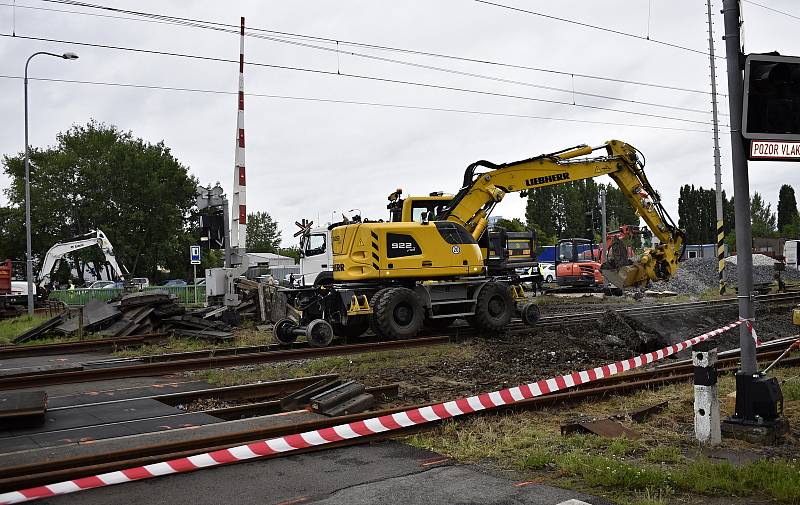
[555,225,642,291]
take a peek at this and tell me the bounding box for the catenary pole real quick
[707,0,727,295]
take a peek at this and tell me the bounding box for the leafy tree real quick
[750,192,777,238]
[777,184,799,235]
[245,211,281,253]
[2,120,198,282]
[493,217,527,232]
[277,246,301,263]
[678,185,734,244]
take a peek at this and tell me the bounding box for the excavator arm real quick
[38,229,127,287]
[438,140,685,287]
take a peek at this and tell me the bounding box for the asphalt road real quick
[39,441,614,505]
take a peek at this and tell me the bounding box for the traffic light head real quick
[744,53,800,140]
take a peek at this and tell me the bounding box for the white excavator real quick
[11,229,127,297]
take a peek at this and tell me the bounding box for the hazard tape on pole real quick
[0,320,743,504]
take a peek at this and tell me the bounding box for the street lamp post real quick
[24,51,78,316]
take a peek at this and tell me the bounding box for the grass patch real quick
[408,365,800,504]
[0,314,49,343]
[644,446,683,465]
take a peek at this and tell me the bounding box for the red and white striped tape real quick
[0,320,742,504]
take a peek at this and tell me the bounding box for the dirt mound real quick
[597,310,665,353]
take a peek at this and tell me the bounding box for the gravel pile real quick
[651,253,800,294]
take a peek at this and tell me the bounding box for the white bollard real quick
[694,344,721,445]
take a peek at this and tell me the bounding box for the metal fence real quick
[49,285,207,306]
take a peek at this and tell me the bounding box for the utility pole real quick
[720,0,787,442]
[707,0,727,295]
[721,0,755,375]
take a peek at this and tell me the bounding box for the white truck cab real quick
[786,240,799,270]
[298,226,333,286]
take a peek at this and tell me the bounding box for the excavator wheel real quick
[520,302,540,326]
[274,317,298,345]
[333,317,370,339]
[472,282,514,332]
[368,288,393,337]
[307,319,335,347]
[374,287,424,340]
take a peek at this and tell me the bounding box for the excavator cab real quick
[554,238,603,287]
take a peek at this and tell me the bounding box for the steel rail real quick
[0,336,451,390]
[0,333,169,358]
[5,353,799,492]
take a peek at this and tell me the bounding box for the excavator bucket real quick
[600,262,645,289]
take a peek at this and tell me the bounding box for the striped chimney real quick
[231,16,247,249]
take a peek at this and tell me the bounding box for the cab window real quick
[305,234,326,257]
[558,242,573,262]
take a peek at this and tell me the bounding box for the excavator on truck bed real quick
[274,140,685,346]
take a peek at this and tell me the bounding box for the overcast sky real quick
[1,0,799,247]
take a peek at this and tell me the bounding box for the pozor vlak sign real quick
[750,140,800,160]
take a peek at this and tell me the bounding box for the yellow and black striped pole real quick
[717,218,726,294]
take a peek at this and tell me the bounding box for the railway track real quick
[0,336,451,390]
[3,347,798,495]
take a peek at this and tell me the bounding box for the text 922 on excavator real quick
[274,140,685,347]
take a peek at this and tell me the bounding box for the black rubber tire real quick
[333,317,370,338]
[368,288,392,337]
[307,319,335,347]
[520,302,540,326]
[424,317,456,329]
[313,271,334,286]
[472,282,514,332]
[546,275,554,283]
[374,287,424,340]
[274,317,298,345]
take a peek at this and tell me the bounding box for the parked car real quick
[131,278,150,289]
[161,279,188,287]
[540,263,557,283]
[87,280,117,289]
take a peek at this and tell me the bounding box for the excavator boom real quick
[438,140,684,287]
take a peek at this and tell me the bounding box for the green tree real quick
[245,211,281,252]
[493,217,527,232]
[750,192,777,238]
[2,120,198,282]
[777,184,799,235]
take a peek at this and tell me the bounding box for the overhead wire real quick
[0,73,725,134]
[6,0,723,97]
[742,0,800,21]
[0,33,727,127]
[472,0,725,59]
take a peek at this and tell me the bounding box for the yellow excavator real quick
[275,140,685,346]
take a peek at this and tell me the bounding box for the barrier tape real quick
[0,320,743,504]
[739,317,760,347]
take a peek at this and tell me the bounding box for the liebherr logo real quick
[525,172,570,186]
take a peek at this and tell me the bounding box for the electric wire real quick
[4,0,723,97]
[472,0,724,58]
[0,33,727,127]
[742,0,800,21]
[0,74,725,134]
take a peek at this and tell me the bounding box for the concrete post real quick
[694,343,721,445]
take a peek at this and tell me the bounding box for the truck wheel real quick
[333,317,370,338]
[374,287,424,340]
[521,302,540,326]
[307,319,335,347]
[274,318,298,345]
[473,282,514,332]
[424,317,456,329]
[368,288,392,336]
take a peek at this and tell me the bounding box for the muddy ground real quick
[239,304,798,405]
